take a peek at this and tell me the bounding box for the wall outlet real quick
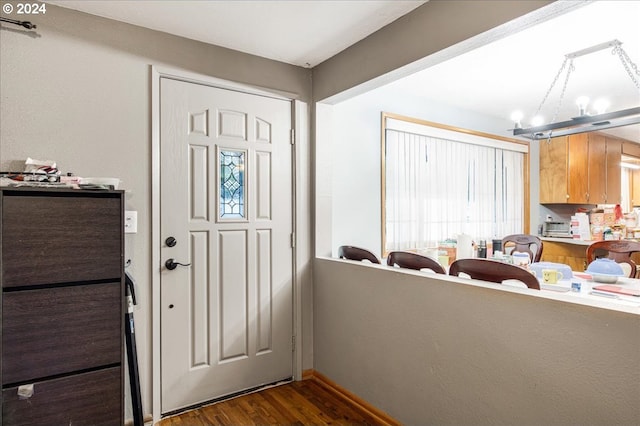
[125,210,137,234]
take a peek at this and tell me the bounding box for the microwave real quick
[542,221,572,238]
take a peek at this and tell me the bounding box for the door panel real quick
[190,230,209,368]
[190,145,209,221]
[256,151,272,220]
[160,78,293,413]
[219,229,248,361]
[256,229,272,354]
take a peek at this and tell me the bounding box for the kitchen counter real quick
[540,238,591,271]
[540,236,592,246]
[540,237,640,271]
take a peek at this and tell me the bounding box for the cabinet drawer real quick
[1,194,122,287]
[2,282,122,384]
[2,366,122,426]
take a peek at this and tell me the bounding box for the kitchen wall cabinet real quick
[1,187,124,426]
[567,133,589,203]
[539,132,622,204]
[623,142,640,207]
[632,169,640,207]
[604,135,622,204]
[539,135,571,203]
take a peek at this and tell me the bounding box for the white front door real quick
[159,77,293,413]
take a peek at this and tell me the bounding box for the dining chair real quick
[586,240,640,278]
[386,251,446,274]
[337,245,380,264]
[501,234,544,263]
[449,258,540,290]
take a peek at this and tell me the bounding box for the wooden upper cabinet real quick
[605,136,622,204]
[539,135,569,203]
[632,169,640,207]
[567,133,590,203]
[588,132,606,204]
[625,141,640,207]
[539,132,624,204]
[623,141,640,157]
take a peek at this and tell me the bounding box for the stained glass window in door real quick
[219,149,245,219]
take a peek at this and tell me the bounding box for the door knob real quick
[165,258,191,270]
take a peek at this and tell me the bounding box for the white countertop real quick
[540,237,592,246]
[457,269,640,315]
[532,273,640,314]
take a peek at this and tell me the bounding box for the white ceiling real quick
[45,0,426,67]
[385,0,640,142]
[46,0,640,141]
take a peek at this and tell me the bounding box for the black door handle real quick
[165,258,191,270]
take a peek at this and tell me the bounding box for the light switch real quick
[125,210,137,234]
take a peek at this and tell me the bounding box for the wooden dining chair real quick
[449,258,540,290]
[337,245,380,264]
[386,251,446,274]
[501,234,544,263]
[586,240,640,278]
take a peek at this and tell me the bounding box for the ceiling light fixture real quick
[512,39,640,141]
[510,111,523,129]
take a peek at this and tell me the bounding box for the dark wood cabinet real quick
[1,187,124,425]
[2,368,122,426]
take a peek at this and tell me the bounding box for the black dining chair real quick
[337,245,380,264]
[449,258,540,290]
[386,251,446,274]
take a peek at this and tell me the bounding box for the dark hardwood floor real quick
[157,379,393,425]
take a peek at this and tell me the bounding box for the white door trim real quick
[150,65,302,422]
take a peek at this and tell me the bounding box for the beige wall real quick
[314,258,640,425]
[0,2,311,419]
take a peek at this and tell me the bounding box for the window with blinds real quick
[383,114,529,253]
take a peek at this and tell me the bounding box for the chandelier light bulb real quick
[576,96,590,116]
[510,110,524,129]
[594,99,610,115]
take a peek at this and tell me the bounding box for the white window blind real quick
[384,119,526,252]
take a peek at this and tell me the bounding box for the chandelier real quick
[512,39,640,140]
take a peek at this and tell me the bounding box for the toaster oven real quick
[542,221,572,238]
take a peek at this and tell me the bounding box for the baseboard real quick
[302,369,401,426]
[124,413,153,426]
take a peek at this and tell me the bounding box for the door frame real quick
[150,65,304,421]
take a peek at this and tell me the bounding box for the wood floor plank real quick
[257,391,307,424]
[294,380,376,424]
[261,386,327,424]
[157,379,395,426]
